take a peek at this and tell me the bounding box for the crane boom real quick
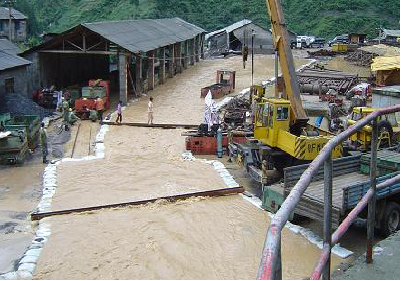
[265,0,308,124]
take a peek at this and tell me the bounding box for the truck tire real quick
[380,202,400,237]
[378,120,393,147]
[273,155,293,173]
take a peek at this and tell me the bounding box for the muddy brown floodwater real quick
[34,196,343,280]
[33,55,345,279]
[0,159,44,274]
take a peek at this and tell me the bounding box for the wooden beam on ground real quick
[101,121,198,130]
[31,186,244,220]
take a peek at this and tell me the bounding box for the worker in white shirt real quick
[148,97,154,124]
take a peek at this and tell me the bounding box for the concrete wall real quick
[0,19,27,42]
[0,65,28,97]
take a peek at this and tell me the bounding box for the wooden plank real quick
[102,121,198,130]
[31,186,244,221]
[304,172,369,209]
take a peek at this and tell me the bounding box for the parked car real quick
[310,38,326,48]
[328,36,349,46]
[290,38,303,49]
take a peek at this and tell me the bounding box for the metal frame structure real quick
[257,105,400,280]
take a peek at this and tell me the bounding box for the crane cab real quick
[254,99,291,147]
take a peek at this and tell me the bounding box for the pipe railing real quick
[311,174,400,279]
[257,105,400,280]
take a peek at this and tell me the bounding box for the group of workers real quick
[39,96,155,164]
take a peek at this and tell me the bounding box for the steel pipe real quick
[367,117,378,263]
[257,105,400,280]
[323,154,333,279]
[310,174,400,280]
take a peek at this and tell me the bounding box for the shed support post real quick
[196,34,201,62]
[118,53,128,105]
[201,33,205,59]
[135,54,142,95]
[190,38,195,65]
[159,47,165,85]
[184,40,189,69]
[176,42,182,74]
[168,44,174,78]
[147,50,155,91]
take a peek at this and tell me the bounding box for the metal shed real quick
[22,18,206,104]
[206,19,273,55]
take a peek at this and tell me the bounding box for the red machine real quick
[201,70,236,99]
[186,135,246,155]
[75,80,110,118]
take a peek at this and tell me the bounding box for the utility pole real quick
[251,29,255,86]
[3,0,16,42]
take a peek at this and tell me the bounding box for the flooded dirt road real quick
[0,159,43,274]
[34,196,343,280]
[33,55,346,279]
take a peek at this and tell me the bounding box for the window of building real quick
[0,21,3,32]
[5,78,14,94]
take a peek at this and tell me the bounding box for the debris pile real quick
[219,96,250,128]
[306,49,337,58]
[345,44,400,67]
[0,93,54,119]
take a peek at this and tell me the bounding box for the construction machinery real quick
[0,130,29,165]
[347,107,400,150]
[229,0,343,182]
[0,113,40,150]
[201,70,236,99]
[74,80,110,119]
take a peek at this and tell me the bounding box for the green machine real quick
[261,183,293,220]
[0,113,40,149]
[0,130,29,165]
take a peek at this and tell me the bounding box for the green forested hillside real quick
[14,0,400,44]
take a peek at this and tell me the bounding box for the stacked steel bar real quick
[297,67,358,95]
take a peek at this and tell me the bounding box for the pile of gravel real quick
[0,93,54,119]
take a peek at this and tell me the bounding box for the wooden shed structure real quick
[21,18,206,104]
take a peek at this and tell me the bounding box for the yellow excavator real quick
[231,0,343,180]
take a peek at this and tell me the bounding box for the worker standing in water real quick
[40,122,48,164]
[95,96,105,123]
[148,97,154,124]
[61,97,70,129]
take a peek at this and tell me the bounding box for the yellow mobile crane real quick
[233,0,343,177]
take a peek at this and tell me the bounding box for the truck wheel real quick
[380,202,400,237]
[273,155,292,173]
[378,120,393,148]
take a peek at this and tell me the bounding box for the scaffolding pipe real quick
[310,174,400,280]
[257,105,400,280]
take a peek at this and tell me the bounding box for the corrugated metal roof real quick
[383,29,400,38]
[0,38,21,55]
[0,7,27,20]
[206,19,253,40]
[225,19,252,33]
[82,18,205,53]
[0,50,31,71]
